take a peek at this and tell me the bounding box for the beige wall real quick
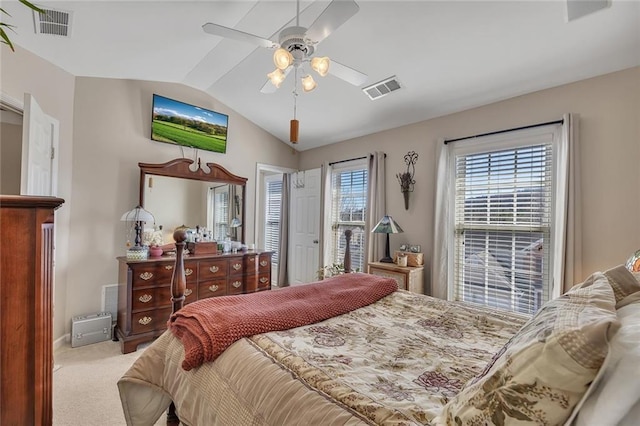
[1,43,76,341]
[299,66,640,292]
[66,77,296,331]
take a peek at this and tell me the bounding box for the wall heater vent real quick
[362,76,402,101]
[101,284,118,324]
[33,8,73,37]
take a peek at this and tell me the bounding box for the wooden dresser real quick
[116,250,273,353]
[0,195,64,426]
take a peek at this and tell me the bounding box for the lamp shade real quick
[273,48,293,70]
[230,217,242,228]
[311,56,330,77]
[301,75,317,92]
[371,215,403,234]
[267,69,286,88]
[120,206,155,223]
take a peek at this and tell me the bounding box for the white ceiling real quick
[6,0,640,151]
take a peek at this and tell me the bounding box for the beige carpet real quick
[53,339,166,425]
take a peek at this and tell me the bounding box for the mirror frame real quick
[139,158,248,243]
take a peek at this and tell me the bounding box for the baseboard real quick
[54,333,70,351]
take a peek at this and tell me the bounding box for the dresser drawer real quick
[198,279,227,299]
[245,273,271,293]
[258,254,271,272]
[228,277,244,295]
[132,286,172,311]
[243,254,258,274]
[198,259,227,280]
[228,258,244,276]
[184,283,197,305]
[130,263,175,287]
[184,261,198,283]
[131,307,172,334]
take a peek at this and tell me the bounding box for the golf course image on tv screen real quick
[151,94,228,153]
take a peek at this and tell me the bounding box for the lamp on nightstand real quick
[371,215,404,263]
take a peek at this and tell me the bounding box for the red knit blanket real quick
[168,273,397,370]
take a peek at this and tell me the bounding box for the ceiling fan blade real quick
[328,60,368,86]
[260,67,293,94]
[202,23,278,49]
[305,0,360,45]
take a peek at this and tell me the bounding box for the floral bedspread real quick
[249,290,527,425]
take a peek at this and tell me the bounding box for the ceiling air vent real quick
[33,8,73,37]
[362,76,402,101]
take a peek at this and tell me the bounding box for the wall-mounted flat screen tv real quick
[151,94,229,154]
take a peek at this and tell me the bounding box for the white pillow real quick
[574,301,640,426]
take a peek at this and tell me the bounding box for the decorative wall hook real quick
[396,151,418,210]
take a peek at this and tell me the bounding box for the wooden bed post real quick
[344,229,352,273]
[171,229,187,313]
[167,229,187,426]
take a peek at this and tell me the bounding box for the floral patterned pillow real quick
[435,268,622,426]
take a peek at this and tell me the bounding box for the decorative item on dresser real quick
[116,250,273,353]
[0,195,64,425]
[368,261,424,294]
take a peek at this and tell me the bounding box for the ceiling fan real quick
[202,0,368,95]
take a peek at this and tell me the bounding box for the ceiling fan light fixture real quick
[267,69,286,88]
[301,75,317,92]
[273,48,293,70]
[310,56,330,77]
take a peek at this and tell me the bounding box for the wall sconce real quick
[396,151,418,210]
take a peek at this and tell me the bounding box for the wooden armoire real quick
[0,195,64,425]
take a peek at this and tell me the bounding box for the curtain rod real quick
[443,119,564,145]
[329,153,386,166]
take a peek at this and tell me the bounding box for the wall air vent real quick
[362,76,402,101]
[33,8,73,37]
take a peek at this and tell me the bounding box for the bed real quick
[118,230,640,425]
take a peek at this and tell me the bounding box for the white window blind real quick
[211,185,229,242]
[264,176,282,266]
[453,142,553,315]
[329,161,368,272]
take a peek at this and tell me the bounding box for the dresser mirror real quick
[139,158,247,245]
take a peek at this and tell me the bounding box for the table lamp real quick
[121,205,155,259]
[371,215,404,263]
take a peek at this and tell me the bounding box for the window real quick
[264,174,282,278]
[450,126,560,315]
[210,185,229,242]
[328,160,368,272]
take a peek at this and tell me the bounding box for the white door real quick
[289,168,321,284]
[21,93,59,196]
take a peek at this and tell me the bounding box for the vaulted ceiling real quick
[7,0,640,150]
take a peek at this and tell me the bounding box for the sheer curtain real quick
[431,139,450,299]
[431,115,581,300]
[277,173,290,287]
[365,152,386,264]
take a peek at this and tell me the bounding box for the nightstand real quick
[368,262,425,294]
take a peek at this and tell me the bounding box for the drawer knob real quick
[164,265,173,270]
[232,263,242,271]
[209,266,219,273]
[139,272,153,280]
[184,288,193,296]
[249,256,255,262]
[185,268,193,276]
[232,281,242,288]
[138,294,152,303]
[260,260,268,267]
[138,316,152,326]
[209,284,219,292]
[259,277,269,284]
